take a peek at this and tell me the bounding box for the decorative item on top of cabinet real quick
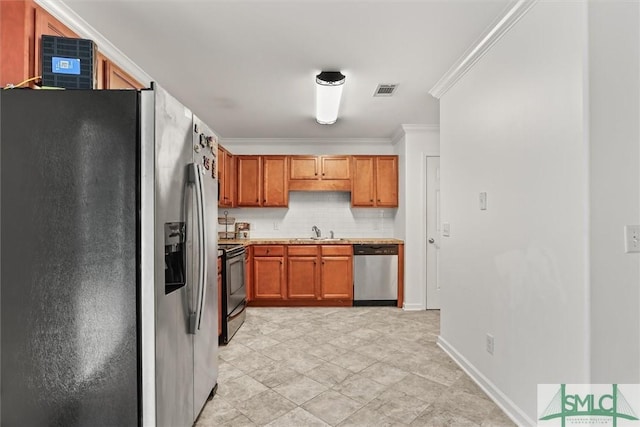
[351,155,398,207]
[289,155,351,191]
[236,155,288,207]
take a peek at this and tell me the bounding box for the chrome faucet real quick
[312,225,321,238]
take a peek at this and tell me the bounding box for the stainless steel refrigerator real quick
[0,84,218,426]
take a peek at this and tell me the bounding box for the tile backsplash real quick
[218,192,396,239]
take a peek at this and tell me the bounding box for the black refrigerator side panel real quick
[0,90,139,427]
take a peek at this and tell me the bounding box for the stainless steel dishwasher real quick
[353,244,398,306]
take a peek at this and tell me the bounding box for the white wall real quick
[394,126,440,310]
[438,2,589,424]
[588,1,640,383]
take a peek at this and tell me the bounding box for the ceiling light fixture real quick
[316,71,345,125]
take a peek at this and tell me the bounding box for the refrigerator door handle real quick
[188,163,206,334]
[195,164,208,331]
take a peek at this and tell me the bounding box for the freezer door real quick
[0,90,139,426]
[191,116,219,417]
[151,86,195,427]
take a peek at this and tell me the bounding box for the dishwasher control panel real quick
[353,244,399,256]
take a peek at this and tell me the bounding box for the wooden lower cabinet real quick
[252,247,285,300]
[250,244,353,306]
[320,256,353,300]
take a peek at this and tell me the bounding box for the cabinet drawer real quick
[321,245,353,256]
[253,245,285,256]
[287,245,319,256]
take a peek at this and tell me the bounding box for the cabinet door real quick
[95,52,107,89]
[224,152,235,207]
[321,156,350,180]
[287,257,318,299]
[351,156,375,207]
[320,256,353,300]
[105,61,143,89]
[236,156,262,207]
[253,257,285,299]
[375,156,398,207]
[289,156,319,180]
[263,156,288,207]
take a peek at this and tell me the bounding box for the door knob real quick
[428,238,435,244]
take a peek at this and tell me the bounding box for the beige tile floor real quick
[196,307,515,427]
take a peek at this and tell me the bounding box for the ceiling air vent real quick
[373,84,398,97]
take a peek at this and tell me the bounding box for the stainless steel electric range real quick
[218,244,247,344]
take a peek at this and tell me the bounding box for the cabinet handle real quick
[370,199,373,202]
[322,173,325,176]
[263,199,266,203]
[315,172,318,176]
[256,199,259,202]
[280,260,283,265]
[377,199,381,202]
[266,249,270,254]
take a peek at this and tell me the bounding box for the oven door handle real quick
[228,300,247,320]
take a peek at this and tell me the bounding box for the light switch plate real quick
[625,225,640,253]
[479,192,487,210]
[442,223,450,237]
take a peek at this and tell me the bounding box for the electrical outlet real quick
[486,334,494,355]
[273,222,279,231]
[625,225,640,253]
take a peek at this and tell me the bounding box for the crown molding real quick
[392,124,440,145]
[35,0,153,87]
[428,0,538,99]
[220,137,393,146]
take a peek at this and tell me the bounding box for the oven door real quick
[225,249,247,315]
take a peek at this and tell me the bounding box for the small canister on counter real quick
[235,222,250,239]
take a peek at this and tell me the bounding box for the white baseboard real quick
[437,336,535,426]
[402,302,425,311]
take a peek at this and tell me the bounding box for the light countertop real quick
[218,238,404,245]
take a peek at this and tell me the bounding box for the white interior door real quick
[426,156,441,309]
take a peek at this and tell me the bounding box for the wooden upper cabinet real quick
[105,61,143,89]
[289,156,318,180]
[218,146,235,208]
[351,156,376,207]
[34,7,78,82]
[351,156,398,208]
[95,53,107,89]
[263,156,288,207]
[236,155,287,207]
[375,156,398,207]
[236,156,262,207]
[320,156,350,180]
[1,1,37,87]
[289,155,351,191]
